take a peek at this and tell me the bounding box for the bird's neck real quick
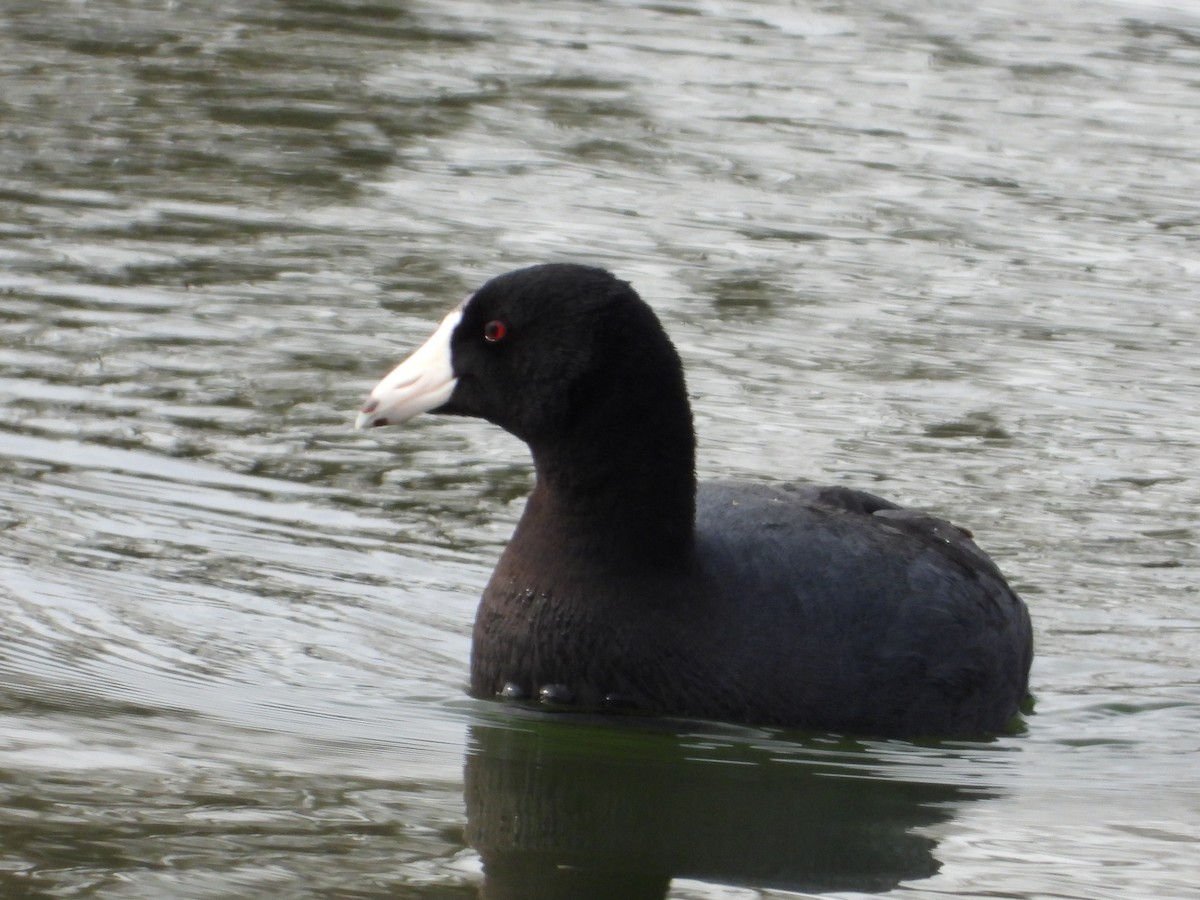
[523,396,696,570]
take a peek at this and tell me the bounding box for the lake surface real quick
[2,0,1198,897]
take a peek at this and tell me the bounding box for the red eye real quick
[483,320,507,343]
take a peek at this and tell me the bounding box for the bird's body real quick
[476,481,1029,736]
[358,263,1032,738]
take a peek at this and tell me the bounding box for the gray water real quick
[2,0,1198,897]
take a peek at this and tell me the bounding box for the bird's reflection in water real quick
[464,711,1000,899]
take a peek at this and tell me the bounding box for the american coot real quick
[357,264,1033,738]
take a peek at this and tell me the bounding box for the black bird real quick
[357,264,1032,738]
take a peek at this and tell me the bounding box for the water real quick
[2,0,1198,896]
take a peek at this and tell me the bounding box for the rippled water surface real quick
[2,0,1199,897]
